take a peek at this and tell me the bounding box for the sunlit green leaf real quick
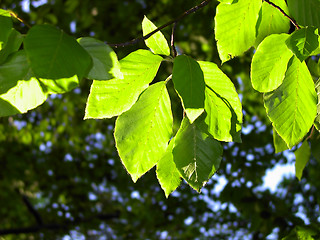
[215,0,262,62]
[273,128,289,153]
[198,61,242,142]
[142,16,170,56]
[295,141,311,181]
[287,0,320,28]
[251,34,293,92]
[286,27,319,61]
[156,139,181,198]
[24,24,91,80]
[255,0,290,46]
[172,118,222,192]
[114,82,173,182]
[85,50,162,119]
[172,55,205,123]
[315,78,320,130]
[78,37,122,80]
[0,51,47,117]
[264,56,317,148]
[0,9,12,51]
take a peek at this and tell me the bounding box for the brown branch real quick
[108,0,212,48]
[171,22,178,57]
[263,0,300,30]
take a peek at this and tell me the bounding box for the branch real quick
[0,212,120,236]
[108,0,212,48]
[263,0,300,30]
[21,194,43,226]
[171,22,178,57]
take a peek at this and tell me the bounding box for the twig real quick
[108,0,212,48]
[171,22,178,57]
[263,0,300,30]
[9,12,31,29]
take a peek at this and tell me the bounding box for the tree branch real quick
[108,0,212,48]
[20,194,43,226]
[171,22,178,57]
[263,0,300,29]
[0,212,120,236]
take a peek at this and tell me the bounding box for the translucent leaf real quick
[85,50,162,119]
[156,139,181,198]
[264,56,317,148]
[114,82,173,182]
[0,29,23,64]
[295,141,311,181]
[251,34,293,92]
[287,0,320,28]
[172,118,223,192]
[24,25,91,80]
[0,51,47,117]
[315,78,320,130]
[0,9,12,51]
[142,16,170,56]
[78,37,122,80]
[286,27,319,61]
[215,0,262,62]
[255,0,290,46]
[172,55,205,123]
[273,128,289,153]
[197,61,242,142]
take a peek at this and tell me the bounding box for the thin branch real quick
[171,22,178,57]
[108,0,212,48]
[263,0,300,29]
[9,11,31,29]
[21,194,43,226]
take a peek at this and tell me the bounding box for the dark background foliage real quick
[0,0,319,239]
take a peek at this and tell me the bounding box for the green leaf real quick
[315,78,320,130]
[85,50,162,119]
[0,9,12,51]
[255,0,290,46]
[78,37,122,80]
[142,16,170,56]
[156,139,181,198]
[251,34,293,92]
[172,55,205,123]
[215,0,262,63]
[286,27,319,61]
[197,61,242,142]
[0,29,23,64]
[295,141,311,181]
[0,51,47,117]
[264,56,317,148]
[114,81,173,182]
[273,128,289,153]
[287,0,320,28]
[172,118,223,192]
[24,24,91,80]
